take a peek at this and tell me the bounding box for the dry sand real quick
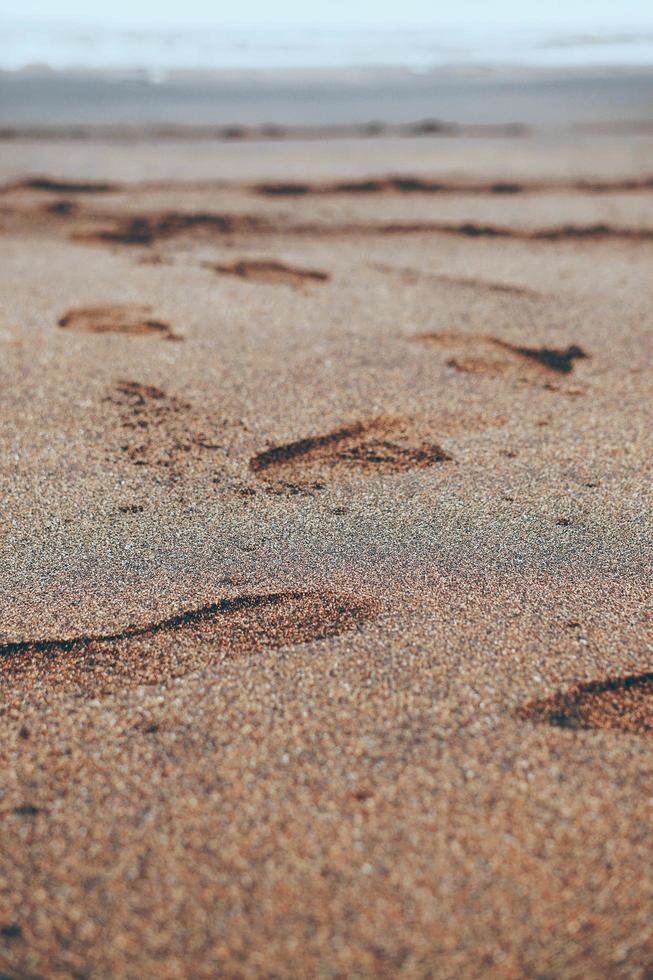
[0,124,652,978]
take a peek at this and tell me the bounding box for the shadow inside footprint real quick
[493,341,588,374]
[250,418,452,489]
[58,305,180,340]
[414,333,589,378]
[517,672,653,735]
[0,591,380,699]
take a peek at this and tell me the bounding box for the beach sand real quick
[0,107,652,976]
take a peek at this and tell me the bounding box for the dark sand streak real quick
[0,591,376,658]
[72,211,653,247]
[517,672,653,735]
[10,171,653,198]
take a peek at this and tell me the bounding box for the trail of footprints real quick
[9,170,653,197]
[105,381,467,496]
[9,175,643,734]
[106,380,229,482]
[72,212,653,246]
[85,374,653,737]
[11,189,653,249]
[96,373,481,495]
[106,381,462,494]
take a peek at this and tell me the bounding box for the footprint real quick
[254,182,312,196]
[74,211,266,246]
[517,672,653,735]
[106,380,226,479]
[58,305,180,340]
[10,176,118,194]
[250,417,453,489]
[210,258,329,286]
[413,333,588,378]
[45,199,78,216]
[0,591,380,699]
[372,263,540,298]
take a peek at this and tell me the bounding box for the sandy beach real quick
[0,68,652,976]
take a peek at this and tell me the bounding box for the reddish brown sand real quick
[211,258,330,286]
[0,129,653,978]
[58,304,180,340]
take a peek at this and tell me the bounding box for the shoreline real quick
[3,65,653,131]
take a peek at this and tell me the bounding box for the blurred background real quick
[2,0,653,132]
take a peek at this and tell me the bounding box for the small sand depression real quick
[75,211,267,246]
[374,264,540,297]
[211,258,329,286]
[0,591,381,699]
[9,176,118,194]
[105,380,225,479]
[250,417,453,489]
[414,333,589,378]
[58,304,180,340]
[517,672,653,735]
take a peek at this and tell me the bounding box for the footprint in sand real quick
[105,380,226,479]
[413,332,588,379]
[249,417,454,492]
[0,591,380,700]
[517,672,653,735]
[210,258,329,286]
[58,304,181,340]
[74,211,265,247]
[373,263,540,298]
[11,176,118,194]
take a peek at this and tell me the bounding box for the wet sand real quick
[0,119,652,977]
[4,65,653,131]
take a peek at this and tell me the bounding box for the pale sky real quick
[7,0,653,30]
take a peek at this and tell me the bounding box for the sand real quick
[0,112,652,977]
